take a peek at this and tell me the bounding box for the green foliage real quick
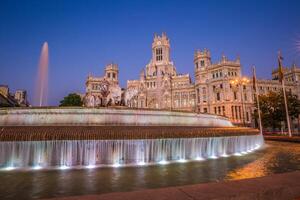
[59,93,83,107]
[253,91,300,130]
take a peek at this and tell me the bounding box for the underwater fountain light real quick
[32,165,42,170]
[195,157,204,161]
[221,154,229,157]
[137,161,146,166]
[158,160,169,165]
[2,166,16,171]
[113,163,121,168]
[59,165,70,170]
[178,159,187,163]
[209,155,218,159]
[234,153,243,156]
[86,165,96,169]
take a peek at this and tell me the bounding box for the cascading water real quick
[0,135,264,170]
[34,42,49,107]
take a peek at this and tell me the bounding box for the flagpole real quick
[281,79,292,137]
[278,51,292,137]
[253,66,263,135]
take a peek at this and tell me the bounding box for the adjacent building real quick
[84,63,123,107]
[0,85,29,107]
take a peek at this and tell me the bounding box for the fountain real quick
[34,42,49,107]
[0,108,264,170]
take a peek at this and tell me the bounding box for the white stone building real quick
[84,63,123,107]
[126,33,300,127]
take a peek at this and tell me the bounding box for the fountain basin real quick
[0,108,263,170]
[0,107,233,127]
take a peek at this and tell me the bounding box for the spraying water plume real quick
[34,42,49,106]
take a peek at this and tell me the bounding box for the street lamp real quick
[230,77,250,126]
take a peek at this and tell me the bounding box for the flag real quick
[278,51,284,83]
[252,67,256,91]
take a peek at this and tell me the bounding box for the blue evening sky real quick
[0,0,300,105]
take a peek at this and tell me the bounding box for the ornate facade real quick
[84,33,299,127]
[126,33,300,127]
[84,63,123,107]
[126,33,196,111]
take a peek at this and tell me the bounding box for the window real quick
[107,73,111,78]
[195,62,198,69]
[112,73,116,79]
[244,93,247,101]
[214,107,217,114]
[156,48,163,61]
[202,87,207,102]
[200,60,205,67]
[234,92,237,100]
[222,106,225,115]
[220,84,223,89]
[243,85,246,90]
[220,71,223,77]
[203,108,208,113]
[218,106,221,114]
[216,92,220,101]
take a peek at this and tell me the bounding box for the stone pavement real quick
[47,171,300,200]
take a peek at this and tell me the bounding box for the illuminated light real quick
[86,165,96,169]
[221,154,229,157]
[113,163,121,168]
[32,165,42,170]
[59,165,70,170]
[234,153,242,156]
[195,157,204,161]
[209,155,218,159]
[178,159,187,163]
[2,166,16,171]
[137,161,146,166]
[241,151,248,154]
[158,160,168,165]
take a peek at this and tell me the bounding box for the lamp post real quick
[230,77,250,126]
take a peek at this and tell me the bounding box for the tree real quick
[59,93,83,107]
[253,91,300,131]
